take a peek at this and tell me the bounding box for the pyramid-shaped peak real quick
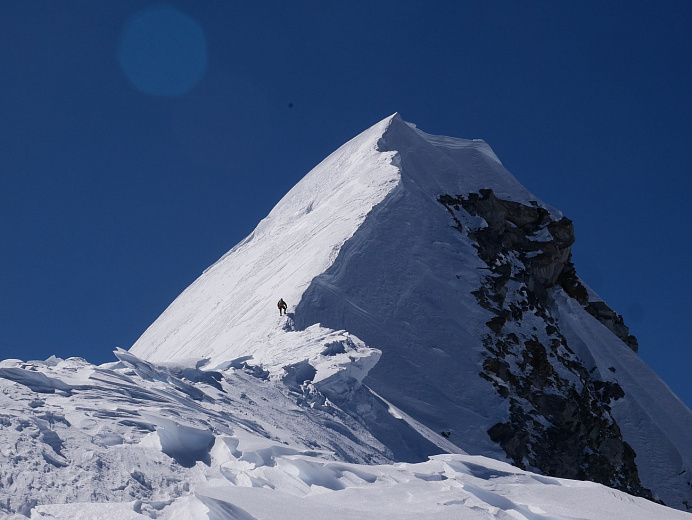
[130,115,552,367]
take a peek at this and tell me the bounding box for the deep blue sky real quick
[1,2,690,409]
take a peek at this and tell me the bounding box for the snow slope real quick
[552,289,692,509]
[128,114,692,510]
[130,115,401,366]
[1,353,690,519]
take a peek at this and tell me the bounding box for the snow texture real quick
[0,353,689,519]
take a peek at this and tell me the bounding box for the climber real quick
[277,298,288,316]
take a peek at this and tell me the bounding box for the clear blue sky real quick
[1,2,690,409]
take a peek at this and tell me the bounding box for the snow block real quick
[141,413,215,468]
[281,360,317,392]
[0,367,72,394]
[114,348,214,401]
[309,333,381,400]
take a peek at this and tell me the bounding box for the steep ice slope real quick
[553,290,692,510]
[130,115,401,365]
[130,114,692,510]
[131,114,544,455]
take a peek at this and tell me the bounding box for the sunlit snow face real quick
[117,5,207,97]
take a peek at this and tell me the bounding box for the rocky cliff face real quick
[439,189,652,500]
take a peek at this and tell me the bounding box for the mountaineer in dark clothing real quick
[277,298,288,316]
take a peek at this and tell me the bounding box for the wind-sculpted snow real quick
[0,347,390,517]
[0,366,73,394]
[1,354,689,519]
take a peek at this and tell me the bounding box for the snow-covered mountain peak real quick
[125,114,692,513]
[382,113,559,214]
[3,115,692,517]
[130,114,555,369]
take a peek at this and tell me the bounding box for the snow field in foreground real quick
[1,352,690,519]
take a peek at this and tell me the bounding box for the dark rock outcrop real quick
[439,190,637,351]
[585,301,639,352]
[439,190,653,501]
